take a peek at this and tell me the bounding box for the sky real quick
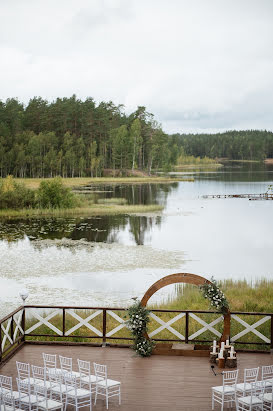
[1,0,273,134]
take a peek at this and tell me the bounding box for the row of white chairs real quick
[0,353,121,411]
[212,365,273,410]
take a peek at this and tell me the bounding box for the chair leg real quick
[212,392,214,410]
[106,388,109,410]
[119,387,121,405]
[94,387,97,405]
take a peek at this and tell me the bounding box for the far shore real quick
[14,176,194,190]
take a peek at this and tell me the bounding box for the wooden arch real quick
[141,272,230,342]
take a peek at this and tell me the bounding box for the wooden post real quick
[271,315,273,353]
[22,308,25,342]
[11,316,14,345]
[102,309,107,346]
[0,323,2,364]
[62,309,66,337]
[185,312,189,344]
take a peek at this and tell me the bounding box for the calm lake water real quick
[0,162,273,316]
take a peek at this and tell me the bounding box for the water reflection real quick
[0,182,178,244]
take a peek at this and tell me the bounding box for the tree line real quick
[0,96,178,178]
[171,130,273,161]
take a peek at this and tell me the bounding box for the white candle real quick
[213,340,217,347]
[231,346,234,353]
[226,339,229,346]
[221,342,225,350]
[219,350,224,359]
[230,351,233,359]
[212,346,216,354]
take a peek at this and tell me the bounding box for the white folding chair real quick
[262,365,273,391]
[1,390,25,411]
[0,375,24,404]
[34,384,63,411]
[42,354,62,377]
[47,370,70,404]
[93,363,121,410]
[237,380,264,411]
[77,360,98,395]
[63,373,91,411]
[16,378,43,411]
[31,366,51,390]
[262,378,273,411]
[236,367,259,397]
[212,369,238,411]
[16,363,36,388]
[59,357,80,379]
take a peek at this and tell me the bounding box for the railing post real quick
[102,309,107,346]
[271,315,273,354]
[185,312,189,344]
[22,308,25,342]
[0,322,2,364]
[63,309,66,337]
[11,316,14,344]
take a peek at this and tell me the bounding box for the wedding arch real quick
[140,272,230,342]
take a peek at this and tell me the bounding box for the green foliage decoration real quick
[36,177,76,209]
[199,277,229,314]
[126,300,155,357]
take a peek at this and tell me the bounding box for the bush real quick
[0,176,35,209]
[36,177,76,209]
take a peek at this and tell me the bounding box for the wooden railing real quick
[1,305,273,366]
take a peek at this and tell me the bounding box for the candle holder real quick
[209,352,218,364]
[216,357,225,369]
[226,356,237,368]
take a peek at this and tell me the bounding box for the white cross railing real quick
[148,312,185,340]
[231,314,271,344]
[188,313,223,340]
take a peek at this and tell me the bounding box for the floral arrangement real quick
[199,278,229,314]
[126,300,155,357]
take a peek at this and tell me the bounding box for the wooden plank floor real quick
[1,344,273,411]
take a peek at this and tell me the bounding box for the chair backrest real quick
[16,361,30,380]
[59,356,72,372]
[248,381,265,406]
[244,367,259,384]
[2,392,16,410]
[16,378,31,396]
[78,359,91,377]
[0,375,12,392]
[262,365,273,381]
[34,384,47,404]
[43,353,57,370]
[64,373,77,393]
[48,368,62,386]
[93,363,107,382]
[222,369,239,388]
[32,365,46,384]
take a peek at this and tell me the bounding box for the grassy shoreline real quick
[0,203,163,219]
[14,176,194,190]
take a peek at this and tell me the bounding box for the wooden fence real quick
[1,305,273,366]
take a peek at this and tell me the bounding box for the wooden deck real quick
[1,344,273,411]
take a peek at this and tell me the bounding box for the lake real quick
[0,162,272,317]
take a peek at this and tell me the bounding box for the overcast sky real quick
[1,0,273,134]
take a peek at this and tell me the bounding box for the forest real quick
[0,96,177,178]
[0,95,273,179]
[172,130,273,161]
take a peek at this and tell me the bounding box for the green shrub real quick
[36,177,76,209]
[0,176,35,209]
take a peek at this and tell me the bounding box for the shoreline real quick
[0,204,163,219]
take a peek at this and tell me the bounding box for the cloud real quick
[0,0,273,133]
